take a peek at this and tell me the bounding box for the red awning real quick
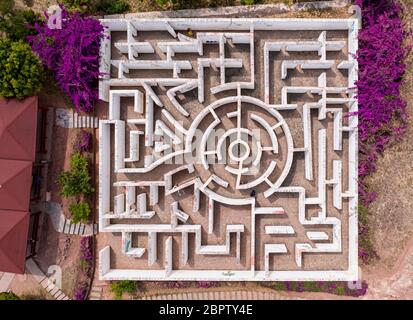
[0,97,37,274]
[0,210,30,274]
[0,97,37,161]
[0,159,33,212]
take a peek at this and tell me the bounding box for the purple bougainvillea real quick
[73,236,94,300]
[354,0,409,264]
[355,0,409,206]
[75,130,93,153]
[80,236,93,263]
[74,283,88,300]
[269,281,368,297]
[28,6,105,113]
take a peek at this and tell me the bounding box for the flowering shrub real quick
[157,281,218,289]
[355,0,409,264]
[269,281,368,297]
[74,236,94,300]
[80,236,93,262]
[28,6,104,113]
[355,0,409,205]
[161,281,192,289]
[75,130,93,153]
[196,281,219,289]
[74,282,88,300]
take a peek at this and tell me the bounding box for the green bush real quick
[110,280,137,300]
[0,9,41,42]
[0,292,20,300]
[69,202,91,223]
[0,39,43,99]
[62,0,130,14]
[94,0,130,15]
[241,0,261,5]
[58,152,93,198]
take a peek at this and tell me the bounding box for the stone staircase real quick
[61,217,98,236]
[25,259,70,300]
[89,286,103,300]
[140,289,299,300]
[55,108,99,129]
[31,202,98,236]
[72,112,99,129]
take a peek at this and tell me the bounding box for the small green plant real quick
[61,0,93,13]
[110,280,137,300]
[241,0,260,5]
[69,202,90,223]
[358,204,378,264]
[301,281,321,292]
[0,39,43,99]
[58,152,93,198]
[0,292,20,300]
[334,286,346,296]
[273,282,285,291]
[156,0,170,7]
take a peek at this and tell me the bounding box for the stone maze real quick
[98,18,359,281]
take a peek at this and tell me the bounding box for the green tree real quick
[0,292,20,300]
[0,39,43,98]
[69,202,91,223]
[58,152,93,198]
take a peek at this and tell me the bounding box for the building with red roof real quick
[0,97,38,274]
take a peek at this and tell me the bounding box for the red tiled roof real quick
[0,159,33,212]
[0,210,30,274]
[0,97,37,274]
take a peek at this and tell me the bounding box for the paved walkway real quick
[31,201,98,236]
[140,289,302,300]
[0,272,15,292]
[25,259,70,300]
[362,238,413,300]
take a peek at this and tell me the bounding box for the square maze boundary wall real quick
[98,18,358,281]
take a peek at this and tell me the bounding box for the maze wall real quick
[98,18,359,281]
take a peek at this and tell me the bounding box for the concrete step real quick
[0,272,15,292]
[72,113,99,128]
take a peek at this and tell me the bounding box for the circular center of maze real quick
[229,140,250,162]
[186,95,294,200]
